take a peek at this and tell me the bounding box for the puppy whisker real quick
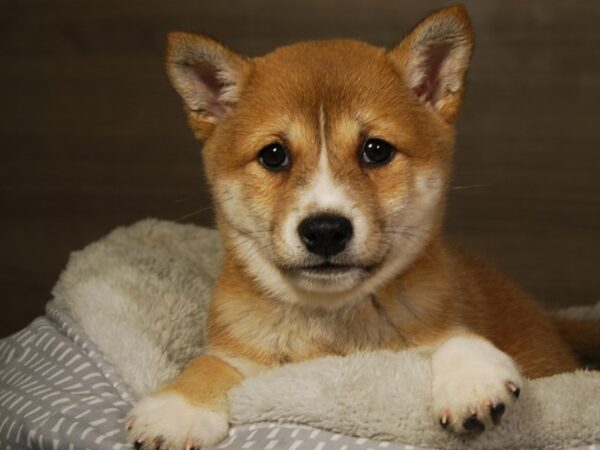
[174,196,236,223]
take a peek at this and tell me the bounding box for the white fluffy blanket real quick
[52,219,600,450]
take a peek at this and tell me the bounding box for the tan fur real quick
[129,6,593,447]
[160,356,243,411]
[205,240,578,378]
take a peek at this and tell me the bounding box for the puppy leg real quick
[431,335,523,434]
[127,355,244,450]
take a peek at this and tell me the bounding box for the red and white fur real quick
[127,7,592,449]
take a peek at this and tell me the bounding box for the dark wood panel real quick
[1,0,599,337]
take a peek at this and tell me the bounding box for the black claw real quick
[490,403,506,424]
[463,414,485,432]
[134,441,143,450]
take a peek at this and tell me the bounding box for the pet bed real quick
[1,219,599,450]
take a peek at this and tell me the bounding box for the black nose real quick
[297,214,353,258]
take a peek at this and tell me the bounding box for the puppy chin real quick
[285,267,368,293]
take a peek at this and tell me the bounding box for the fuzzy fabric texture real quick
[53,219,221,397]
[52,219,600,450]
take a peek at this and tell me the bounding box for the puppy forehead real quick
[256,39,387,75]
[231,41,424,152]
[245,40,405,113]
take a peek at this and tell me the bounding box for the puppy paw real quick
[432,336,523,434]
[127,392,229,449]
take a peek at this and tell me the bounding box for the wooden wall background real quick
[1,0,599,337]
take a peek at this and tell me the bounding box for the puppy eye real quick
[258,143,291,171]
[360,138,395,166]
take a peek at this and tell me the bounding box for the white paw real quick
[127,392,229,449]
[431,336,523,434]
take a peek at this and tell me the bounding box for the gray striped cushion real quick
[0,315,132,449]
[2,306,599,450]
[0,306,428,450]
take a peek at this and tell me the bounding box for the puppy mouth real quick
[296,262,360,276]
[282,262,372,281]
[277,261,371,293]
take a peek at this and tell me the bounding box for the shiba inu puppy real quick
[127,6,595,449]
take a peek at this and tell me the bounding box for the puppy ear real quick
[165,32,252,140]
[388,6,473,122]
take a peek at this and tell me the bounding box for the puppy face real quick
[167,7,472,308]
